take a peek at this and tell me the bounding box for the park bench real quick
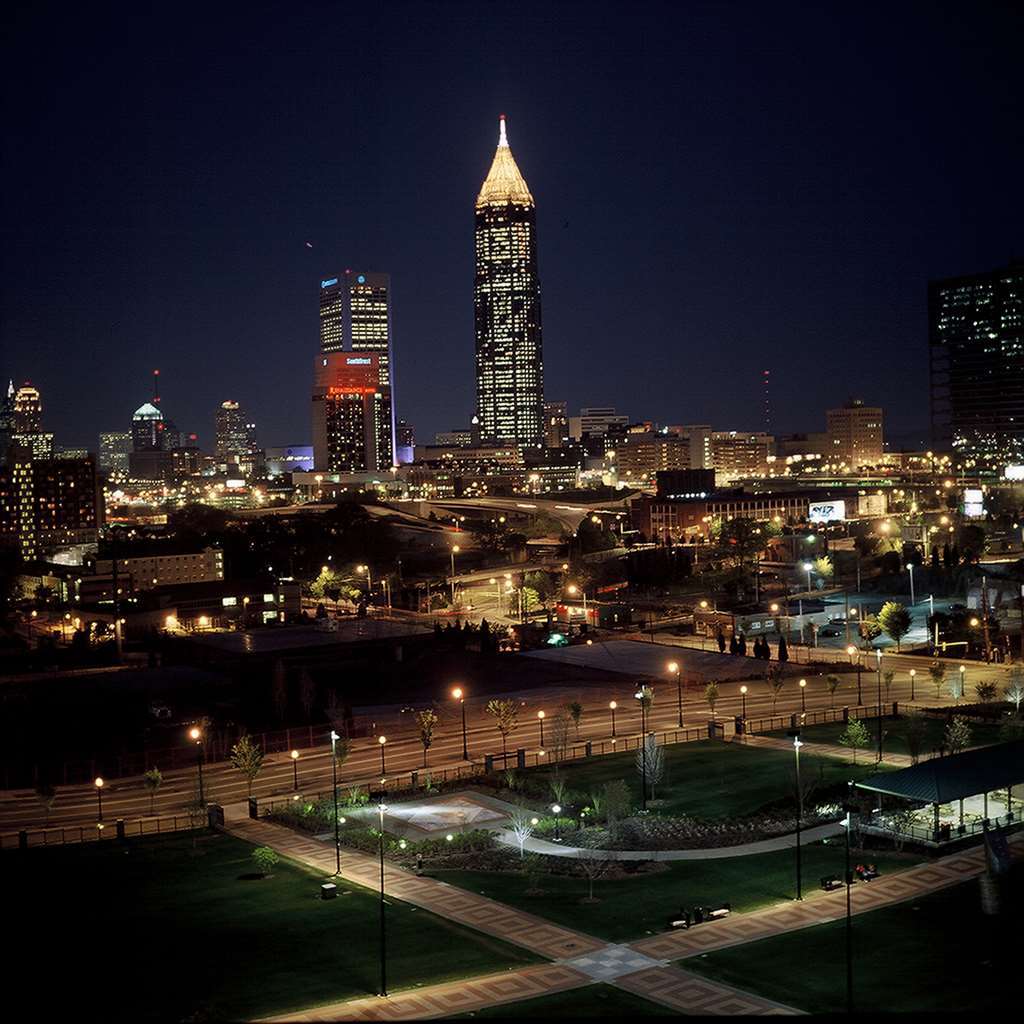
[666,910,691,929]
[692,903,731,924]
[820,875,843,892]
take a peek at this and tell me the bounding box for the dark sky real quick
[3,1,1022,452]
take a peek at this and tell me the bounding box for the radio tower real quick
[762,369,771,434]
[152,369,161,406]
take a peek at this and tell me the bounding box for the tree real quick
[877,602,912,651]
[35,781,56,824]
[548,768,568,808]
[550,710,572,761]
[508,805,536,859]
[1003,670,1024,712]
[838,719,870,764]
[928,661,946,699]
[826,674,842,708]
[332,732,350,773]
[704,681,719,718]
[143,767,163,815]
[998,716,1024,743]
[814,556,834,581]
[298,669,316,722]
[566,700,584,738]
[975,681,998,704]
[252,846,279,877]
[859,617,883,647]
[903,711,927,765]
[415,709,438,767]
[948,672,965,704]
[577,847,612,902]
[944,715,971,755]
[602,779,631,836]
[765,664,786,714]
[485,698,519,756]
[715,518,765,568]
[635,734,664,799]
[230,735,265,797]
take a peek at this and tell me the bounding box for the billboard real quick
[857,493,887,517]
[964,487,985,518]
[809,500,846,523]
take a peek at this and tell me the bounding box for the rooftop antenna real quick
[762,368,771,435]
[153,369,161,406]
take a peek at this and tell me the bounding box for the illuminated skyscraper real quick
[474,115,544,449]
[318,271,396,468]
[311,352,382,473]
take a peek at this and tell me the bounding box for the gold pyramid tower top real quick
[475,115,534,209]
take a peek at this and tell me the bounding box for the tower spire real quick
[498,113,508,147]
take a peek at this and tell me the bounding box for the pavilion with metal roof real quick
[855,740,1024,845]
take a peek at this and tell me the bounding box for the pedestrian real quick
[738,633,747,657]
[729,633,739,655]
[416,852,424,875]
[763,637,772,661]
[717,631,726,653]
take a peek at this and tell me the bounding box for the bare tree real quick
[550,710,572,761]
[1003,670,1024,712]
[508,805,536,859]
[635,734,665,799]
[577,846,612,902]
[35,781,56,825]
[485,698,519,757]
[765,664,786,714]
[826,674,842,708]
[143,767,163,815]
[416,709,438,767]
[230,734,265,797]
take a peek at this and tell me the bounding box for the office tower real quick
[215,400,257,464]
[474,115,544,449]
[396,419,415,465]
[12,383,42,434]
[929,262,1024,463]
[826,400,884,470]
[710,431,773,481]
[318,271,396,467]
[0,381,14,451]
[264,446,314,477]
[131,401,164,451]
[544,401,569,448]
[311,352,385,473]
[0,453,101,560]
[98,432,132,475]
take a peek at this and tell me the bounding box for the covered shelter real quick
[856,740,1024,846]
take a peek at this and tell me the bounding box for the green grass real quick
[685,865,1022,1014]
[436,842,918,943]
[520,740,882,818]
[455,983,677,1017]
[6,832,539,1021]
[766,715,1004,759]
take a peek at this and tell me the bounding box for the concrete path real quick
[496,821,844,861]
[742,733,914,767]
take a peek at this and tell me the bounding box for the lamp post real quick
[609,700,617,737]
[635,688,649,812]
[907,562,915,605]
[909,668,916,701]
[94,777,104,822]
[551,804,561,843]
[958,664,966,704]
[803,561,813,594]
[668,661,683,727]
[449,545,460,605]
[378,735,387,776]
[452,687,468,760]
[567,583,589,625]
[799,678,807,713]
[357,563,373,600]
[537,710,545,747]
[847,645,862,704]
[189,726,205,806]
[377,791,388,997]
[330,730,341,875]
[843,787,855,1014]
[290,749,299,790]
[740,685,747,718]
[875,649,883,762]
[789,731,803,900]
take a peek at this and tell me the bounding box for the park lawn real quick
[5,832,539,1021]
[766,715,1004,759]
[436,842,918,943]
[684,864,1022,1014]
[455,983,677,1017]
[519,740,882,818]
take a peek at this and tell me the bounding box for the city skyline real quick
[3,2,1022,452]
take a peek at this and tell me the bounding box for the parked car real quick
[818,625,842,638]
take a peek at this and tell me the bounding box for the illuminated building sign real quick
[808,500,846,523]
[964,487,985,518]
[321,278,338,288]
[346,357,372,365]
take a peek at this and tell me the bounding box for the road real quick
[3,637,1010,835]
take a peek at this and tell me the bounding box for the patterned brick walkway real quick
[227,817,605,961]
[630,833,1023,961]
[742,734,914,767]
[260,964,593,1022]
[614,965,799,1015]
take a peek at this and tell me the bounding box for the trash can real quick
[320,883,337,900]
[248,797,258,820]
[734,716,744,735]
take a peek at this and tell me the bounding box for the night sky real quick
[3,1,1022,453]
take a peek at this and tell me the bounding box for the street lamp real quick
[843,789,855,1014]
[357,563,373,599]
[799,678,807,713]
[567,582,589,624]
[450,545,460,605]
[668,661,683,727]
[875,649,883,762]
[551,804,562,843]
[958,664,966,703]
[803,561,813,593]
[290,749,300,790]
[330,730,342,874]
[452,686,469,760]
[909,668,916,701]
[378,735,387,776]
[94,777,104,822]
[634,688,650,812]
[537,710,545,746]
[189,726,205,806]
[740,684,747,718]
[789,731,804,901]
[847,645,862,704]
[377,792,388,997]
[907,562,915,605]
[609,700,617,737]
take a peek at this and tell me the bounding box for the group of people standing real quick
[715,630,787,661]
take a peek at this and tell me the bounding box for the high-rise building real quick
[0,452,101,560]
[98,432,132,475]
[929,262,1024,463]
[12,383,42,434]
[474,116,544,449]
[0,381,15,451]
[544,401,569,448]
[826,400,884,470]
[318,271,396,467]
[395,419,415,465]
[215,400,257,465]
[312,352,386,473]
[131,402,165,451]
[710,431,773,482]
